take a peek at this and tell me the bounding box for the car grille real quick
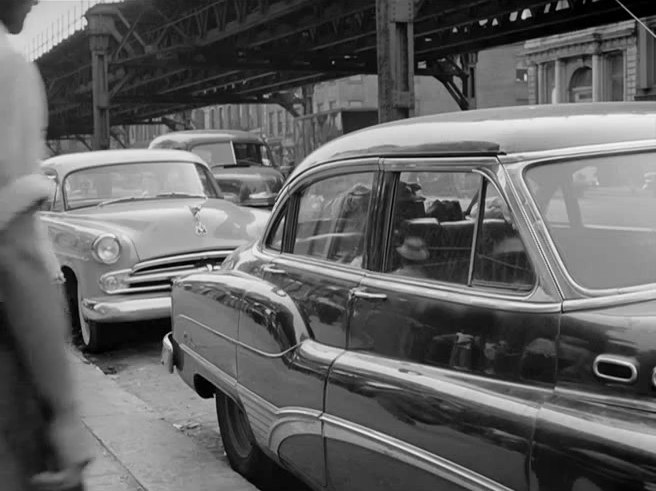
[109,251,231,294]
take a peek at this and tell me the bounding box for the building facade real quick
[521,18,656,105]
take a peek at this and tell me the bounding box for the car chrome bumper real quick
[161,332,175,374]
[81,295,171,323]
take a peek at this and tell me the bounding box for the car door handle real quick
[262,265,286,275]
[593,355,638,384]
[350,289,387,301]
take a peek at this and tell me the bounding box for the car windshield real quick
[524,151,656,290]
[63,161,219,210]
[191,141,273,168]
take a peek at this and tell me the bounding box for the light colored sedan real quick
[40,149,270,352]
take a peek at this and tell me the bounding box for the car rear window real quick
[524,151,656,290]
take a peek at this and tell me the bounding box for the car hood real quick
[63,198,270,261]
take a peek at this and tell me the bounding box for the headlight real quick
[93,234,121,264]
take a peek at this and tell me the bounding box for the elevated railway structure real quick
[33,0,656,149]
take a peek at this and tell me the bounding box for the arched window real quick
[569,67,593,103]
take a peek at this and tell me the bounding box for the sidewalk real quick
[68,351,257,491]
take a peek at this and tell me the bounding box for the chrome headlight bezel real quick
[92,234,121,265]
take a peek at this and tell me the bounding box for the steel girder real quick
[40,0,656,139]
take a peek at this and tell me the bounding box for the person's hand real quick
[53,271,66,284]
[44,412,94,486]
[31,467,85,491]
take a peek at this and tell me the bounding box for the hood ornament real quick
[188,202,208,237]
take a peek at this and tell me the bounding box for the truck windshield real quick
[524,151,656,290]
[192,142,272,167]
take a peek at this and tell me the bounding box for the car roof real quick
[292,102,656,177]
[149,129,264,147]
[42,149,206,176]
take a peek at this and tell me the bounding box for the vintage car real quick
[162,103,656,490]
[149,130,285,209]
[40,149,270,352]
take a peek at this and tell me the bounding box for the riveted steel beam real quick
[376,0,416,122]
[87,6,113,150]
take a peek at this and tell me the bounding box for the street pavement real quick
[71,324,308,491]
[68,339,259,491]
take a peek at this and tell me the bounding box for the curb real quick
[68,349,257,491]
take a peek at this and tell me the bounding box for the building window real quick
[608,52,625,101]
[210,109,216,129]
[218,108,224,128]
[268,111,275,135]
[277,110,283,135]
[286,112,293,135]
[569,66,593,103]
[515,68,528,83]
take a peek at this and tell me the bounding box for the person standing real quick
[0,1,93,490]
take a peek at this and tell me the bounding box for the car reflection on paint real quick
[162,103,656,490]
[40,149,270,352]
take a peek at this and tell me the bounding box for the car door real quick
[236,160,381,489]
[323,158,563,491]
[521,151,656,491]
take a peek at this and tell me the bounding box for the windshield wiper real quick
[97,196,146,208]
[153,192,208,199]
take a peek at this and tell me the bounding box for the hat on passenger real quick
[396,236,429,262]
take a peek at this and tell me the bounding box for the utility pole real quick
[87,5,113,150]
[376,0,415,123]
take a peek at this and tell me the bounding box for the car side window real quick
[195,164,218,197]
[471,184,536,291]
[387,171,535,291]
[40,174,61,211]
[293,172,374,266]
[266,206,286,253]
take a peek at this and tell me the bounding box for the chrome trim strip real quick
[81,295,170,323]
[380,156,499,172]
[101,263,220,295]
[132,250,231,273]
[361,275,561,313]
[177,314,301,359]
[237,383,279,449]
[501,164,566,301]
[593,355,638,384]
[563,289,656,312]
[128,264,215,284]
[321,414,512,491]
[554,386,656,414]
[503,139,656,163]
[268,407,323,454]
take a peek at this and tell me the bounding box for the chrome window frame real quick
[258,158,381,273]
[513,141,656,301]
[379,157,543,300]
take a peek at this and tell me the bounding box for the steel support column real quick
[376,0,415,123]
[87,10,113,150]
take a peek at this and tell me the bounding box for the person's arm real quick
[0,54,92,475]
